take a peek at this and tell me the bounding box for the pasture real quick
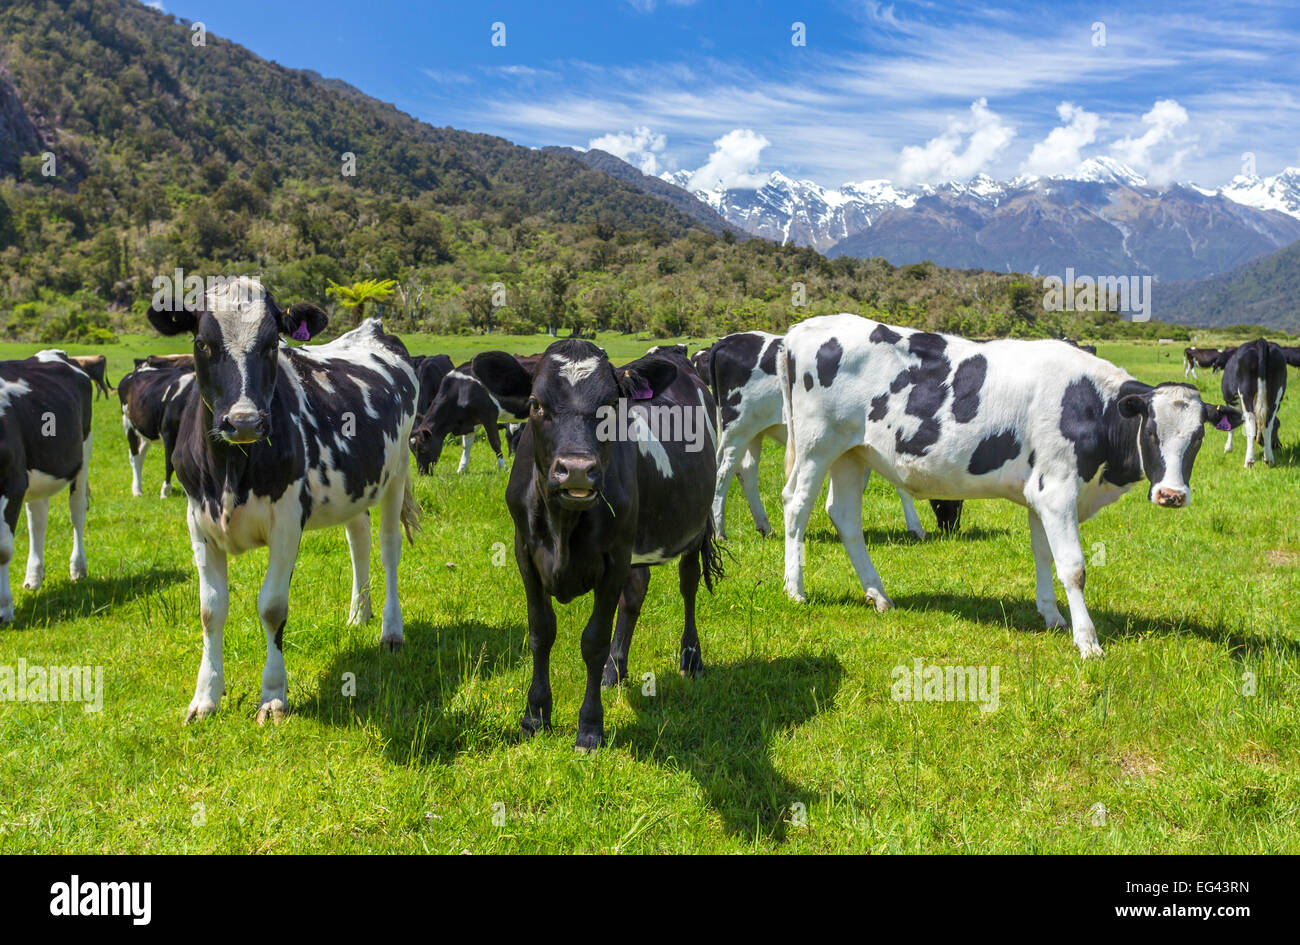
[0,333,1296,853]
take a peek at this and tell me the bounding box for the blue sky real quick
[148,0,1300,189]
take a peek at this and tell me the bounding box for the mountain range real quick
[659,158,1300,285]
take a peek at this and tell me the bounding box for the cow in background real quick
[118,356,194,497]
[1220,339,1287,467]
[70,355,113,398]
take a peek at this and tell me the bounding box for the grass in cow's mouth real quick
[0,332,1296,854]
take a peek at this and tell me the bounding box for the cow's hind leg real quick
[255,525,301,724]
[826,455,892,611]
[457,434,473,473]
[895,487,927,539]
[67,434,90,581]
[126,429,149,497]
[344,511,373,626]
[602,565,649,687]
[678,548,706,677]
[711,432,745,539]
[377,476,407,650]
[1027,508,1066,629]
[21,498,48,591]
[738,437,770,536]
[781,451,828,602]
[185,509,228,722]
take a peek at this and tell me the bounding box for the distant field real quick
[0,331,1296,853]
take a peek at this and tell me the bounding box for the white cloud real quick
[1021,102,1104,176]
[141,0,164,9]
[1110,99,1192,184]
[896,98,1015,184]
[685,129,771,191]
[587,126,668,175]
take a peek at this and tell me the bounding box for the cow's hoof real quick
[160,483,172,498]
[785,586,807,604]
[22,569,43,591]
[184,698,219,724]
[1038,607,1068,630]
[379,635,404,652]
[520,711,550,737]
[574,729,605,751]
[679,646,705,679]
[909,528,928,541]
[256,698,287,725]
[131,488,144,498]
[1076,640,1105,659]
[755,522,772,538]
[601,659,627,689]
[69,561,86,582]
[869,592,894,613]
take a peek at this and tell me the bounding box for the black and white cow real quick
[779,313,1243,658]
[473,340,721,749]
[0,351,93,624]
[707,330,961,540]
[1220,339,1287,467]
[409,354,537,475]
[1278,346,1300,369]
[70,355,113,399]
[1184,346,1235,379]
[118,356,195,497]
[147,277,420,723]
[411,354,454,418]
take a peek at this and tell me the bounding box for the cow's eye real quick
[528,397,544,416]
[194,339,210,357]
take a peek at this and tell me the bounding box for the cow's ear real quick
[147,305,198,336]
[1117,393,1149,418]
[279,302,328,341]
[1203,402,1244,431]
[619,357,678,402]
[473,351,533,402]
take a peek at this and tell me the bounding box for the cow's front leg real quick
[576,573,624,750]
[738,437,770,536]
[67,433,91,581]
[517,543,556,736]
[255,524,302,724]
[21,498,48,591]
[484,423,506,470]
[457,434,473,473]
[0,500,17,624]
[185,511,228,722]
[377,478,407,650]
[344,511,373,626]
[1027,508,1066,629]
[1034,497,1102,658]
[603,566,650,687]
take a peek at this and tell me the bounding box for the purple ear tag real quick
[632,380,654,401]
[1215,415,1232,431]
[291,322,311,341]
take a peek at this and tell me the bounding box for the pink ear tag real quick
[632,380,654,400]
[291,322,311,341]
[1215,416,1232,431]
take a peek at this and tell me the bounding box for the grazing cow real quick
[0,351,93,623]
[1061,337,1098,355]
[1184,346,1236,379]
[147,277,420,723]
[135,353,195,372]
[70,355,113,398]
[780,314,1243,658]
[1220,339,1287,467]
[1279,346,1300,369]
[118,357,194,497]
[708,330,962,540]
[690,344,713,382]
[409,354,538,475]
[473,340,721,749]
[411,354,455,418]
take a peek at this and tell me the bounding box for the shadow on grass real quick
[804,525,1012,545]
[618,653,843,844]
[11,566,190,627]
[298,618,526,765]
[891,591,1300,658]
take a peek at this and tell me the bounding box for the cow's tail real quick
[778,342,796,480]
[399,473,422,545]
[699,516,725,594]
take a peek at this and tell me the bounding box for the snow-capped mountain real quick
[659,159,1300,282]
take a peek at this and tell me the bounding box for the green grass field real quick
[0,332,1296,853]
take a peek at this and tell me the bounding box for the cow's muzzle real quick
[219,409,268,444]
[549,454,600,506]
[1153,487,1188,509]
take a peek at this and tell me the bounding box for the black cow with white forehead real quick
[148,276,420,724]
[780,313,1243,658]
[409,354,537,475]
[0,351,93,625]
[118,356,194,497]
[707,329,962,540]
[474,340,722,749]
[1220,339,1287,467]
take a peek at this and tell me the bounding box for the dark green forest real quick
[0,0,1190,343]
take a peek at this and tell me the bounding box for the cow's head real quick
[474,341,677,510]
[1118,382,1243,508]
[148,277,326,445]
[408,372,469,474]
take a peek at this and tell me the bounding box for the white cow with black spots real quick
[780,313,1243,658]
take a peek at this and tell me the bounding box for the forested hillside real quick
[0,0,1184,343]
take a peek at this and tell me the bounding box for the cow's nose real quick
[219,410,266,443]
[551,454,598,495]
[1154,487,1187,508]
